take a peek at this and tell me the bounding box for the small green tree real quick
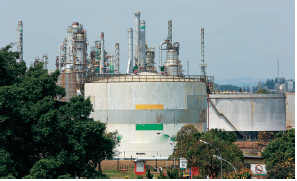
[261,129,295,179]
[256,89,269,94]
[239,87,242,92]
[167,168,183,179]
[146,168,153,179]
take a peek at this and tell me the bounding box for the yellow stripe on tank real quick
[135,104,164,110]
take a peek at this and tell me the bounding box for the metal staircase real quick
[209,99,247,140]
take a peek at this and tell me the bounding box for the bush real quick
[146,168,153,179]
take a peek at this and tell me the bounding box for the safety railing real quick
[84,75,214,83]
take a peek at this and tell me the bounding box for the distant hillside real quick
[215,77,268,87]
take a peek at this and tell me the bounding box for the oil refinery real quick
[15,12,294,159]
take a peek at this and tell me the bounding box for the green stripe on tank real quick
[136,124,163,130]
[141,25,145,29]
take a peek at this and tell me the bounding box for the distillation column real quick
[16,21,23,63]
[127,28,133,73]
[42,54,48,69]
[139,20,146,71]
[134,12,141,65]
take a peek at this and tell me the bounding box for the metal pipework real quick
[59,44,64,71]
[159,41,166,68]
[134,12,141,61]
[115,43,119,73]
[16,21,23,63]
[168,20,172,42]
[100,32,104,74]
[128,28,133,73]
[139,20,146,71]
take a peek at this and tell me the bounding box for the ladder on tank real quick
[209,99,247,140]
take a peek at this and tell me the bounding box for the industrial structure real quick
[16,21,23,63]
[49,12,288,159]
[84,12,214,158]
[127,12,157,74]
[30,54,48,69]
[56,22,122,100]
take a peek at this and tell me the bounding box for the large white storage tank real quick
[209,94,286,140]
[85,73,208,158]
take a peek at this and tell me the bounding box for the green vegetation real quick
[261,129,295,179]
[256,89,269,94]
[172,126,243,178]
[0,44,118,178]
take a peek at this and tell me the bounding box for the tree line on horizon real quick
[214,77,293,92]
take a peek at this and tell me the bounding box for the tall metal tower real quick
[168,20,172,42]
[199,28,207,76]
[115,43,120,73]
[134,12,141,65]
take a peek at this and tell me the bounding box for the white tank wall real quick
[85,81,207,158]
[85,82,207,110]
[106,124,204,158]
[209,94,286,132]
[286,93,295,128]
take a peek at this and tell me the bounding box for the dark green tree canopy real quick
[1,44,118,178]
[261,129,295,179]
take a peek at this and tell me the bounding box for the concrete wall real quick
[286,93,295,128]
[85,81,207,158]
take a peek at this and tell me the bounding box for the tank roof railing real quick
[84,74,214,83]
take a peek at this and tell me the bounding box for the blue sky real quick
[1,0,295,80]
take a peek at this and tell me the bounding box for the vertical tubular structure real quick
[139,20,146,71]
[128,28,133,73]
[168,20,172,42]
[59,44,63,71]
[115,43,119,73]
[16,21,23,63]
[159,41,166,68]
[200,28,207,76]
[100,32,104,74]
[277,59,279,93]
[43,54,48,69]
[134,12,141,63]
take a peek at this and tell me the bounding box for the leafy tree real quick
[171,124,198,159]
[261,129,295,179]
[1,44,118,178]
[264,79,275,89]
[256,89,269,94]
[173,127,243,178]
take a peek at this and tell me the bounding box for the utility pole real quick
[277,59,279,93]
[187,61,189,75]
